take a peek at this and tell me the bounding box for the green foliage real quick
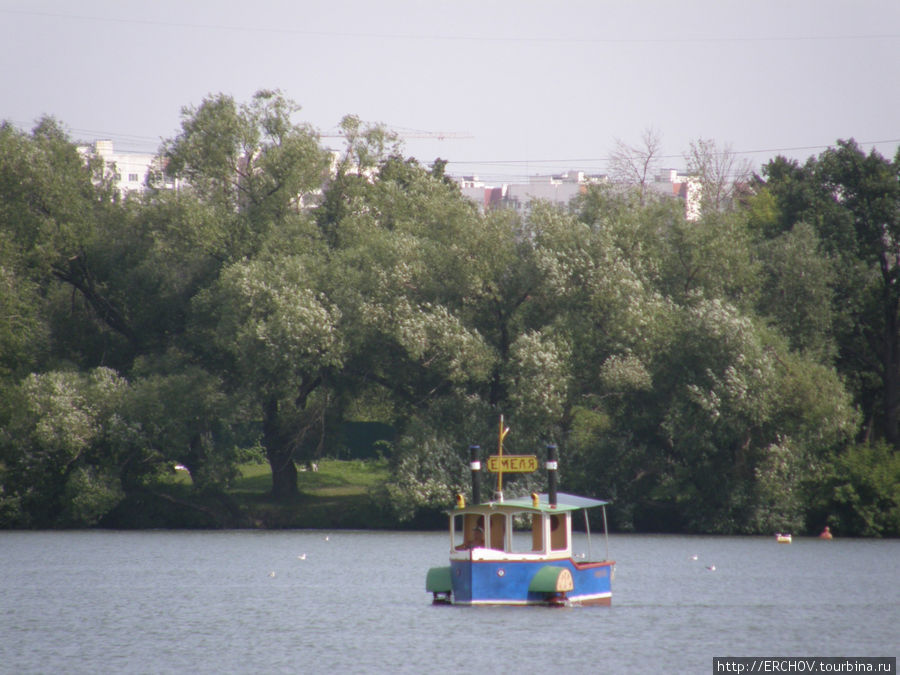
[377,396,493,521]
[60,466,125,527]
[2,97,897,534]
[756,222,836,359]
[813,442,900,537]
[750,439,811,534]
[163,89,331,260]
[164,90,326,203]
[126,358,242,491]
[335,114,402,175]
[566,183,861,533]
[656,211,760,308]
[0,368,132,527]
[760,140,900,445]
[504,329,570,438]
[0,237,48,378]
[200,256,345,392]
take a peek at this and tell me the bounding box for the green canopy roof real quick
[502,492,609,512]
[454,492,609,514]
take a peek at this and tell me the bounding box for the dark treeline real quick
[1,91,898,535]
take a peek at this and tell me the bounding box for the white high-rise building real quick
[78,140,176,196]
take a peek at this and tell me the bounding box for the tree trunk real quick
[262,396,298,502]
[882,310,900,447]
[879,251,900,447]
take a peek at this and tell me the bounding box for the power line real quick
[6,116,897,177]
[3,8,898,45]
[448,139,900,167]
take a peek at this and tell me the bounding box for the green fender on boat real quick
[529,565,574,593]
[426,566,452,593]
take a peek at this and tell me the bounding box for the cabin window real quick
[503,513,536,553]
[531,514,543,551]
[520,513,569,552]
[550,514,567,551]
[453,513,484,550]
[452,514,464,549]
[489,513,506,550]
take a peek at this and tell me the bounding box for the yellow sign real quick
[487,455,538,473]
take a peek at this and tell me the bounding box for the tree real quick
[755,221,836,360]
[162,89,331,261]
[126,356,241,492]
[816,141,900,444]
[0,118,259,524]
[162,91,335,500]
[320,154,498,514]
[0,119,145,368]
[608,127,664,204]
[655,209,760,309]
[809,441,900,536]
[0,368,133,527]
[761,140,900,445]
[685,138,753,213]
[565,185,857,532]
[191,255,343,500]
[0,235,48,380]
[333,114,402,177]
[315,115,403,248]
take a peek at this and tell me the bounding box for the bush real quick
[810,442,900,537]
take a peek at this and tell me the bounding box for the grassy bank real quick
[103,458,402,530]
[230,458,396,529]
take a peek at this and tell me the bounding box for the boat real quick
[425,419,614,606]
[775,533,792,544]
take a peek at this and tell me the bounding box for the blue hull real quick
[450,558,613,606]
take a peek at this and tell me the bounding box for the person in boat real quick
[819,526,833,540]
[456,524,485,550]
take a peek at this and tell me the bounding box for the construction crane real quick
[320,126,472,141]
[390,128,473,141]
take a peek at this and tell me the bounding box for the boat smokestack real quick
[469,445,482,504]
[546,444,558,507]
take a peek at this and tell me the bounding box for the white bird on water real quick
[705,564,716,572]
[324,535,330,542]
[269,571,276,577]
[298,553,307,560]
[690,555,698,561]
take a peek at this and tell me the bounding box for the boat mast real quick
[495,415,509,502]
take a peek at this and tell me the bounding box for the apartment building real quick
[77,140,176,196]
[458,168,702,221]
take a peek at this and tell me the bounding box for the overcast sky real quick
[2,0,898,182]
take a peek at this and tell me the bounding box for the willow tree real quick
[317,151,497,515]
[0,118,146,370]
[761,140,900,445]
[163,90,333,500]
[0,368,132,527]
[565,184,858,533]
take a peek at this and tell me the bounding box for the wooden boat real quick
[426,420,614,606]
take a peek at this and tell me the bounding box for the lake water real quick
[0,531,896,674]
